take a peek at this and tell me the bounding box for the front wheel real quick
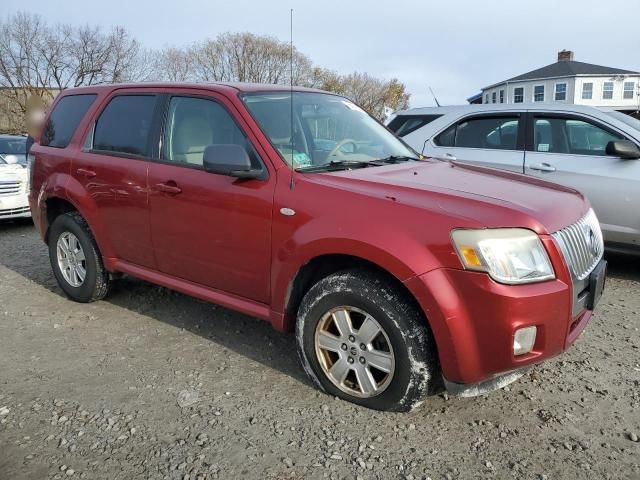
[48,212,111,303]
[296,270,440,411]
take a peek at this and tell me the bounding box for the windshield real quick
[604,111,640,132]
[0,137,27,165]
[241,92,417,170]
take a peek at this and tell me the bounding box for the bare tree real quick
[0,13,409,132]
[0,12,154,131]
[156,46,194,82]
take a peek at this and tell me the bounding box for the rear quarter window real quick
[92,95,157,157]
[41,94,97,148]
[388,114,442,137]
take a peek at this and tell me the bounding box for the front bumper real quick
[406,251,603,386]
[0,193,31,220]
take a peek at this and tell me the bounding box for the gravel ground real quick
[0,221,638,480]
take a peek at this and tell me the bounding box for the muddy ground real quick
[0,221,638,480]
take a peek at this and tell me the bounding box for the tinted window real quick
[41,94,96,148]
[435,116,519,150]
[435,124,456,147]
[387,114,442,137]
[93,95,156,156]
[533,117,623,155]
[164,96,261,168]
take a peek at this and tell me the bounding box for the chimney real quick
[558,50,575,62]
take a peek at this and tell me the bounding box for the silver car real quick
[388,104,640,254]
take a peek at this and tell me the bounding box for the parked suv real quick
[0,134,31,221]
[388,104,640,255]
[30,83,606,411]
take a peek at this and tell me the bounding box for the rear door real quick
[74,91,162,268]
[425,113,526,172]
[524,112,640,247]
[147,92,274,303]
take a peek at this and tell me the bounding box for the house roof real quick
[484,61,639,90]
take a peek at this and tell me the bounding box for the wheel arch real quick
[280,253,428,334]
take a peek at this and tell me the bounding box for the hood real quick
[313,160,588,234]
[0,163,28,179]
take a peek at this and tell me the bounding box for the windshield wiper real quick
[370,155,422,165]
[295,159,372,172]
[295,156,422,173]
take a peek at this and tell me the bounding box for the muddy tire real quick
[48,212,111,303]
[296,269,440,411]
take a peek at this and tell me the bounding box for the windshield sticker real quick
[293,152,312,167]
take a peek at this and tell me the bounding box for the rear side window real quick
[434,116,520,150]
[93,95,157,157]
[387,115,442,137]
[41,94,97,148]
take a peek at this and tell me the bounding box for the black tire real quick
[296,269,440,412]
[48,211,111,303]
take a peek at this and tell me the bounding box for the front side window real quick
[242,92,417,170]
[555,83,567,101]
[163,96,261,169]
[533,116,623,155]
[93,95,156,157]
[499,90,505,103]
[533,85,545,102]
[434,116,519,150]
[602,82,614,100]
[623,81,635,100]
[513,87,524,103]
[582,82,593,100]
[41,94,97,148]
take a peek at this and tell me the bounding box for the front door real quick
[147,94,274,303]
[524,113,640,247]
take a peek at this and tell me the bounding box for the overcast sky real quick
[7,0,640,107]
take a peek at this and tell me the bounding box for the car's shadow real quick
[0,221,311,388]
[2,221,639,393]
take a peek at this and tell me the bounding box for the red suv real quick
[29,83,606,411]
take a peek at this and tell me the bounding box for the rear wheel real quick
[48,212,110,302]
[296,270,440,411]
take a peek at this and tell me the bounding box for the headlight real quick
[451,228,555,284]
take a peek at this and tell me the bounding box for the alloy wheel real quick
[56,231,87,287]
[314,306,395,398]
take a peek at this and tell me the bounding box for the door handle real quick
[76,168,96,178]
[155,182,182,195]
[444,153,457,161]
[529,163,556,172]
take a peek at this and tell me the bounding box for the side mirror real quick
[606,140,640,159]
[203,144,263,179]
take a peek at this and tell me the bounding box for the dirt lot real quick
[0,221,638,480]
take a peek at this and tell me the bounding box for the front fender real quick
[270,218,441,318]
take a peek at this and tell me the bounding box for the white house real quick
[471,50,640,115]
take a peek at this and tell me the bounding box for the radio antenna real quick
[429,86,441,107]
[289,8,295,190]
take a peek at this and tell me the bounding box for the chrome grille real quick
[0,180,21,196]
[552,209,604,281]
[0,206,30,217]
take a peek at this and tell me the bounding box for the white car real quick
[388,104,640,255]
[0,135,31,221]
